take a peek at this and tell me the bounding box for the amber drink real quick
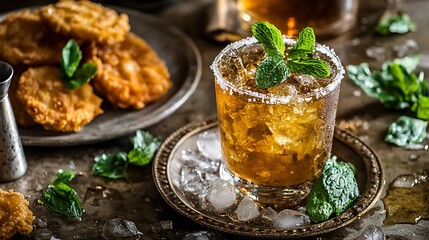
[212,37,344,207]
[238,0,358,37]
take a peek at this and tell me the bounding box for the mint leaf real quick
[64,62,97,90]
[376,12,416,35]
[306,156,359,222]
[252,21,285,57]
[347,55,427,111]
[61,39,82,78]
[40,170,84,220]
[41,183,84,220]
[92,153,128,179]
[128,130,161,167]
[287,58,330,78]
[385,116,428,146]
[255,55,289,89]
[412,96,429,120]
[289,27,316,59]
[52,170,75,186]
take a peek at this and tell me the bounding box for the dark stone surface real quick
[1,0,429,239]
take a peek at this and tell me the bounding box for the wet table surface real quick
[1,0,429,239]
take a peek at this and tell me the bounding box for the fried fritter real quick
[40,0,130,45]
[0,189,35,240]
[86,33,172,109]
[0,9,68,67]
[16,66,103,132]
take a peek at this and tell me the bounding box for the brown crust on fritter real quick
[16,66,103,132]
[86,32,172,109]
[39,0,130,45]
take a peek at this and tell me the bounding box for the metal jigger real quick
[0,61,27,182]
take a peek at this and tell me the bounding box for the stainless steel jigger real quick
[0,61,27,182]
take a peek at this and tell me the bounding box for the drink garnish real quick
[252,22,330,89]
[385,116,428,147]
[306,156,359,222]
[376,12,416,35]
[39,170,84,220]
[61,39,97,90]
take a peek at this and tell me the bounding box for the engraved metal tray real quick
[153,118,383,238]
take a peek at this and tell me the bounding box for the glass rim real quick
[211,36,345,104]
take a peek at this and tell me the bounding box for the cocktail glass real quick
[211,36,344,207]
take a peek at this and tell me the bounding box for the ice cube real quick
[219,164,234,182]
[197,131,222,160]
[235,196,260,221]
[182,231,226,240]
[101,218,141,240]
[260,207,278,222]
[272,209,311,229]
[207,179,236,211]
[392,175,417,188]
[180,165,205,194]
[393,39,418,58]
[181,149,213,170]
[354,225,385,240]
[366,46,386,62]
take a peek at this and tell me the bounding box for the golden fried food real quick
[40,0,130,45]
[0,9,68,66]
[86,33,172,109]
[8,69,36,127]
[16,66,103,132]
[0,189,34,240]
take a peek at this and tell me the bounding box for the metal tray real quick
[153,118,384,238]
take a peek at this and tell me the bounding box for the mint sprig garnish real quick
[61,39,97,90]
[252,22,331,90]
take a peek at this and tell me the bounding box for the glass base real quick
[220,164,313,209]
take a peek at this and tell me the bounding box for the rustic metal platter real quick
[153,118,384,238]
[6,7,201,146]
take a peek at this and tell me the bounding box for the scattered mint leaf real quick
[52,170,75,186]
[60,39,97,90]
[385,116,428,146]
[61,39,82,78]
[251,21,285,57]
[287,58,330,78]
[289,27,316,59]
[376,12,416,35]
[64,62,98,90]
[41,183,84,220]
[40,170,84,220]
[347,55,428,111]
[255,55,289,89]
[412,96,429,120]
[92,153,128,179]
[128,130,161,167]
[306,156,359,222]
[92,130,162,179]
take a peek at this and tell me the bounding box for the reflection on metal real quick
[0,61,27,182]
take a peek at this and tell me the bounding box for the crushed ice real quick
[354,225,385,240]
[177,130,317,227]
[101,218,141,240]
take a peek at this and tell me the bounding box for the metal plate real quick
[153,118,384,238]
[12,7,201,146]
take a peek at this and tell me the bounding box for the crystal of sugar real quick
[235,196,260,221]
[197,131,222,160]
[272,209,311,229]
[260,207,277,221]
[207,179,236,211]
[354,225,385,240]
